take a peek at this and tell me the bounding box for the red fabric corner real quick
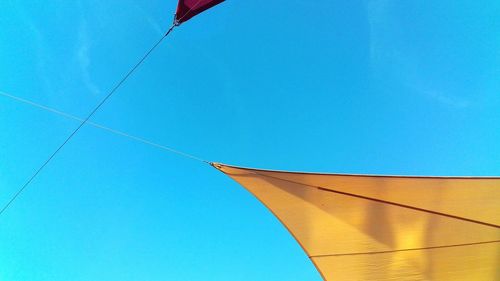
[175,0,225,24]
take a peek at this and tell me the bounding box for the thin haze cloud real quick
[366,0,471,109]
[132,1,164,36]
[76,0,101,97]
[74,1,163,99]
[424,90,470,109]
[76,19,101,97]
[13,3,55,96]
[366,0,391,64]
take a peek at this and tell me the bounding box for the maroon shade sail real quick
[175,0,225,24]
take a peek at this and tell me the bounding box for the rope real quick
[0,25,176,217]
[0,90,209,163]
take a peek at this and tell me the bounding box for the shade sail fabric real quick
[175,0,225,24]
[213,163,500,281]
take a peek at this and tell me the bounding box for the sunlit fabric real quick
[175,0,225,24]
[213,163,500,281]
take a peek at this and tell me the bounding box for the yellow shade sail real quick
[213,163,500,281]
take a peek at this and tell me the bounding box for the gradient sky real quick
[1,1,500,280]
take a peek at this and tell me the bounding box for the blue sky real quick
[1,0,500,280]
